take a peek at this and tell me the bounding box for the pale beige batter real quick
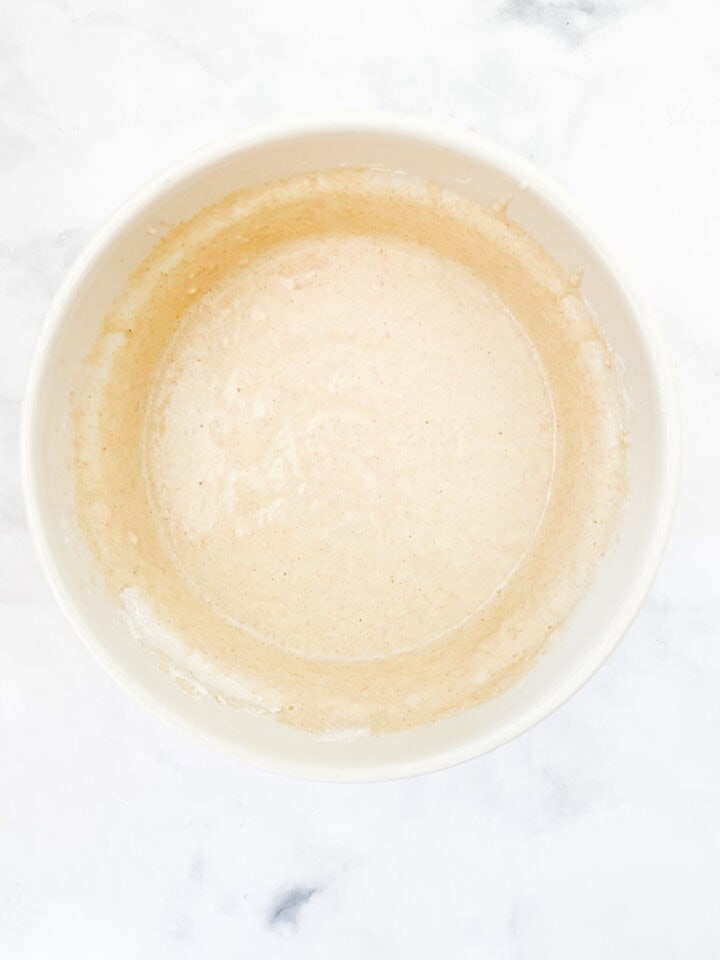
[74,168,625,733]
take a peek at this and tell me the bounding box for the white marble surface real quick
[2,0,719,955]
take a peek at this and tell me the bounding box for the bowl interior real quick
[24,123,677,780]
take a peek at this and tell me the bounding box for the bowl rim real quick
[21,112,681,781]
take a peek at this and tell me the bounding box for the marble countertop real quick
[2,0,719,956]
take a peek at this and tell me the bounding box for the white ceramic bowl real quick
[22,115,679,781]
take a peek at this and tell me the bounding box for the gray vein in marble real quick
[268,886,319,929]
[499,0,626,44]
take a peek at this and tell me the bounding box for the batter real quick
[73,168,625,733]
